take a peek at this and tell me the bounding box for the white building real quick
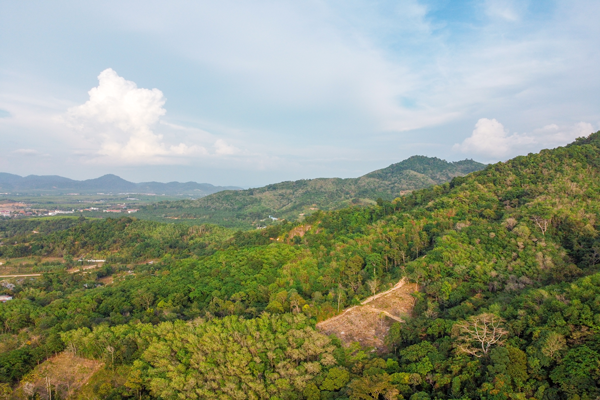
[0,295,13,303]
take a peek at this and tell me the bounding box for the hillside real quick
[138,156,485,228]
[0,173,241,196]
[317,278,418,351]
[2,131,600,399]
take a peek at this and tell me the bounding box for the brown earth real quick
[66,263,103,274]
[287,224,312,241]
[317,279,418,352]
[98,275,114,285]
[15,352,103,399]
[0,201,28,211]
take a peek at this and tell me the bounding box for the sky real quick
[1,0,599,187]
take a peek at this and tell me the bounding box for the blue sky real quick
[1,0,599,187]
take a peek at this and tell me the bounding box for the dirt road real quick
[316,278,418,351]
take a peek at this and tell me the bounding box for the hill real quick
[0,173,241,196]
[2,131,600,399]
[138,156,485,228]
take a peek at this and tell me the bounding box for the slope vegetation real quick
[138,156,485,228]
[2,132,600,399]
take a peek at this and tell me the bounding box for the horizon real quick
[0,154,485,187]
[1,1,599,187]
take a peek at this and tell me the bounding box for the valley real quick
[1,133,600,398]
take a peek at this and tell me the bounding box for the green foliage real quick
[0,217,233,261]
[549,346,600,397]
[321,367,350,391]
[1,131,600,398]
[136,156,486,229]
[0,217,86,240]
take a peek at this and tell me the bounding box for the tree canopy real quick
[1,131,600,399]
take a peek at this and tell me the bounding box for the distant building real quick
[0,210,10,217]
[78,259,105,263]
[49,210,74,216]
[103,209,121,213]
[0,295,13,303]
[127,209,138,213]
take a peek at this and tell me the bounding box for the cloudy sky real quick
[1,0,599,187]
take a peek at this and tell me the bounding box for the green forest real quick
[136,156,485,229]
[1,132,600,399]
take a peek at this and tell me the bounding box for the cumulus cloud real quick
[454,118,595,159]
[453,118,529,158]
[214,139,239,155]
[65,69,205,164]
[3,1,600,184]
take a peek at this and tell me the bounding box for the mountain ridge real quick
[139,155,486,228]
[0,173,242,196]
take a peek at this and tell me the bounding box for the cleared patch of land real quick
[0,258,104,278]
[317,279,418,352]
[0,256,67,275]
[98,275,114,285]
[16,352,103,399]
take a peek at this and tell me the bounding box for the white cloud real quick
[2,1,600,185]
[214,139,239,155]
[65,68,205,164]
[12,148,41,156]
[454,118,595,160]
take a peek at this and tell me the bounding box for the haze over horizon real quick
[1,0,599,187]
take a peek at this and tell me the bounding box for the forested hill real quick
[138,156,485,228]
[3,132,600,399]
[0,173,241,196]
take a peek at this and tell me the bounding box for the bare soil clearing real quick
[287,224,312,241]
[16,352,103,399]
[66,263,103,274]
[317,279,418,352]
[98,275,114,285]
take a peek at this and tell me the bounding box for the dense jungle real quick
[1,132,600,399]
